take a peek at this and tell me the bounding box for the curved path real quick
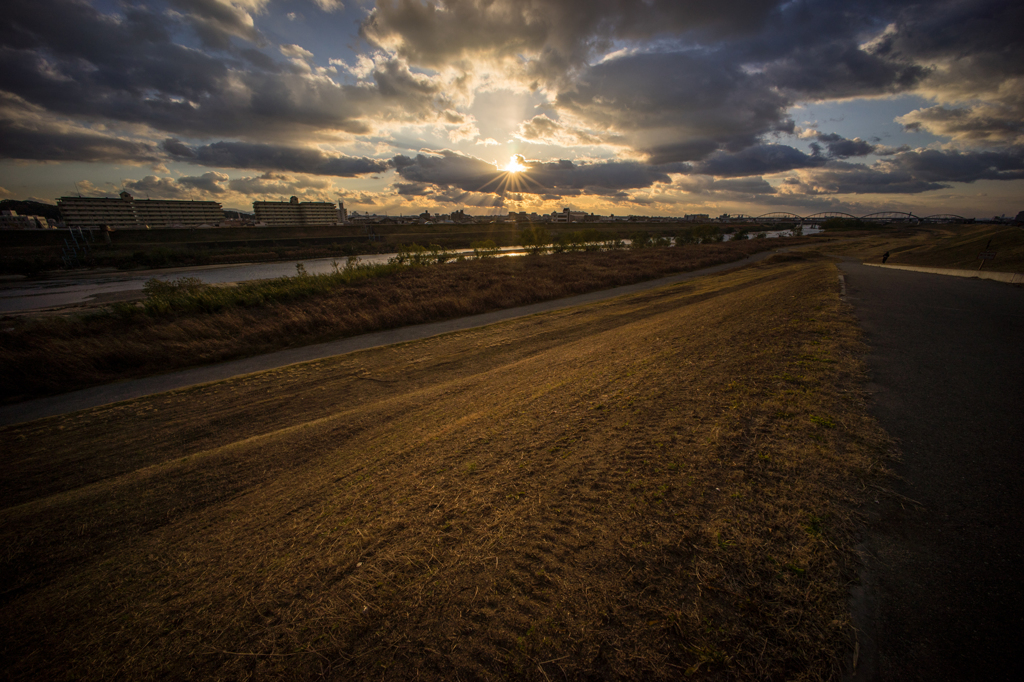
[840,260,1024,681]
[0,251,777,426]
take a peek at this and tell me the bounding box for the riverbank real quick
[1,241,808,403]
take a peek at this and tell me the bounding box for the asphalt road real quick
[840,261,1024,681]
[0,250,776,426]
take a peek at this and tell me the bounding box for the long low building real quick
[57,192,224,229]
[253,196,341,226]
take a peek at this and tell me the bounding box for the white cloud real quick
[280,44,315,60]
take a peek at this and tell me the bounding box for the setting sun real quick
[502,154,527,173]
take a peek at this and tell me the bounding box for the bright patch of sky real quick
[786,95,943,152]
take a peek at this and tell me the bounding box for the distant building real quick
[253,196,340,226]
[551,208,589,223]
[684,214,710,222]
[57,191,224,229]
[0,210,52,229]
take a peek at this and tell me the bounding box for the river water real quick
[0,247,522,314]
[0,228,818,314]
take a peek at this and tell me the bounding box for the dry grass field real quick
[0,253,894,680]
[832,223,1024,272]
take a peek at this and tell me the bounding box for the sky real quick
[1,0,1022,218]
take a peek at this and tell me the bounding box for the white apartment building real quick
[253,196,341,226]
[57,192,224,229]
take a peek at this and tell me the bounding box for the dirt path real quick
[839,260,1024,681]
[0,250,779,426]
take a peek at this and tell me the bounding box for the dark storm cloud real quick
[811,133,876,159]
[393,150,673,197]
[762,41,927,100]
[690,145,823,177]
[0,95,161,162]
[674,175,777,196]
[882,148,1024,183]
[392,151,498,191]
[361,0,787,78]
[165,140,391,176]
[870,0,1024,96]
[787,147,1024,196]
[178,172,230,194]
[527,159,673,195]
[796,165,948,195]
[556,51,794,164]
[0,119,160,162]
[644,140,722,166]
[162,138,197,159]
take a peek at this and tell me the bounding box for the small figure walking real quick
[882,251,890,264]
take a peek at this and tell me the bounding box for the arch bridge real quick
[752,212,803,223]
[803,212,858,222]
[920,214,970,224]
[860,212,919,224]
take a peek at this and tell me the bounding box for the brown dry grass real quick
[0,241,796,403]
[0,253,893,680]
[826,223,1024,272]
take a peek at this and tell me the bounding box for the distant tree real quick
[0,199,61,222]
[519,226,551,254]
[471,239,499,258]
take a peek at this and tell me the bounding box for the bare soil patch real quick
[0,256,893,680]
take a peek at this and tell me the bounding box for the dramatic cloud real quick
[556,51,794,163]
[514,115,609,148]
[880,148,1024,183]
[0,1,457,143]
[168,0,269,49]
[897,105,1024,147]
[163,139,391,176]
[361,0,787,81]
[0,94,161,163]
[789,165,948,196]
[393,150,674,198]
[124,175,192,200]
[810,133,876,159]
[227,171,334,199]
[690,145,823,178]
[178,171,230,195]
[1,0,1023,215]
[783,147,1024,196]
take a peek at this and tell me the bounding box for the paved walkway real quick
[0,251,776,426]
[840,260,1024,681]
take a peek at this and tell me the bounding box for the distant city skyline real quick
[1,1,1021,219]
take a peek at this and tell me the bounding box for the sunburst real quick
[502,154,528,173]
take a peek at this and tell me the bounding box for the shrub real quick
[471,239,499,258]
[518,226,551,254]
